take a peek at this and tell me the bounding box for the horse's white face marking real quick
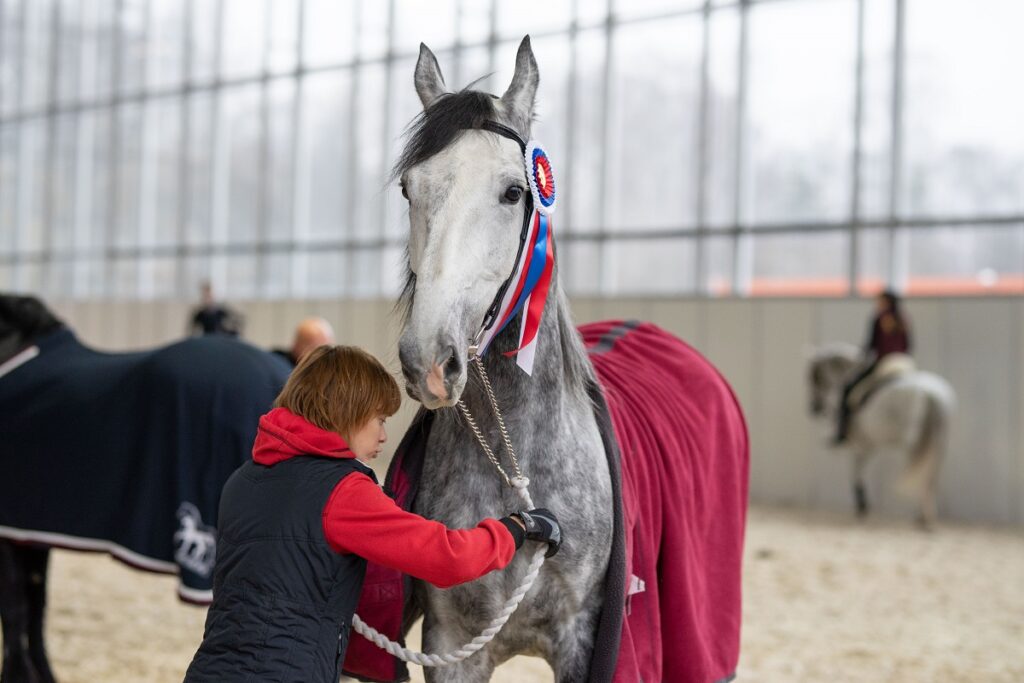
[401,132,528,408]
[398,38,539,410]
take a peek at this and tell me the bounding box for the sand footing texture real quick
[4,506,1021,683]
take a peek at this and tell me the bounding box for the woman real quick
[184,345,561,682]
[834,290,912,444]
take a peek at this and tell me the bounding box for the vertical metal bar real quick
[452,0,463,87]
[208,0,226,291]
[730,0,750,296]
[597,0,614,296]
[288,0,306,298]
[486,0,498,88]
[0,0,5,115]
[848,0,866,297]
[176,0,195,297]
[255,0,273,299]
[11,0,27,288]
[342,0,362,297]
[73,0,97,298]
[62,0,82,296]
[106,0,125,298]
[41,0,61,296]
[136,0,154,297]
[559,0,579,289]
[694,0,712,296]
[377,0,396,295]
[887,0,906,290]
[0,1,5,283]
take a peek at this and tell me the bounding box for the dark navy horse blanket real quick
[345,320,748,683]
[0,328,291,601]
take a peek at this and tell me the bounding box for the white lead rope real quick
[351,359,546,667]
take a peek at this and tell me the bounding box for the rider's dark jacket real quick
[866,311,911,360]
[184,407,520,683]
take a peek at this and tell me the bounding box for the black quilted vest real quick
[184,456,373,683]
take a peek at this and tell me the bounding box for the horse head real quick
[806,343,860,416]
[396,37,541,409]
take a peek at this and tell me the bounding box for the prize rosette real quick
[525,141,556,216]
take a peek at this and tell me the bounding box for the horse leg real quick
[914,445,941,531]
[0,540,38,683]
[20,547,56,683]
[550,610,599,683]
[420,612,496,683]
[852,452,871,518]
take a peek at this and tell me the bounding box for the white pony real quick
[808,344,956,528]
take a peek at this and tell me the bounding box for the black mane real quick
[392,90,499,181]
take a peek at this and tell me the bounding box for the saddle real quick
[849,353,916,407]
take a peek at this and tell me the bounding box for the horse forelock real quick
[392,89,501,183]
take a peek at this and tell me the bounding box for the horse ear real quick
[500,36,539,134]
[414,43,448,109]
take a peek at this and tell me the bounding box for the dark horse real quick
[0,294,291,683]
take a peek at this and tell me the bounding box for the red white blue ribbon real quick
[475,141,557,375]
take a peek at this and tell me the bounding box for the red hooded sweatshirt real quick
[251,407,517,589]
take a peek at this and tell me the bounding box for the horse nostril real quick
[443,349,462,381]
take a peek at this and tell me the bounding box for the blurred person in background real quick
[834,289,913,444]
[272,317,336,367]
[188,281,244,337]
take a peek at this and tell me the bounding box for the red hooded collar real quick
[252,407,355,465]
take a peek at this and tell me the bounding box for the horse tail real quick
[897,391,946,499]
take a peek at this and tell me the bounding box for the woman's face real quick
[348,414,388,464]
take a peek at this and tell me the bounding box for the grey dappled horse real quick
[391,37,745,682]
[808,343,956,528]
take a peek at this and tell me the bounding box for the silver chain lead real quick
[457,356,522,487]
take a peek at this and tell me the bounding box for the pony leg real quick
[852,452,871,518]
[21,546,56,683]
[914,447,940,531]
[420,613,496,683]
[0,540,39,683]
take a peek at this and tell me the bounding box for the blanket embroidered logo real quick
[174,502,216,577]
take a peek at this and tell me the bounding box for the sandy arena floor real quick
[10,506,1023,682]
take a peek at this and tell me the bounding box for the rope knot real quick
[511,476,529,489]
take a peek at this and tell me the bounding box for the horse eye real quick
[502,186,523,204]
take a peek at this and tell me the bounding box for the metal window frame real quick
[0,0,1020,301]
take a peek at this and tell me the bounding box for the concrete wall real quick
[47,295,1024,526]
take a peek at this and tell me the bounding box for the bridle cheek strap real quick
[470,121,558,376]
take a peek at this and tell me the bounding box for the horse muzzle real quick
[399,336,466,409]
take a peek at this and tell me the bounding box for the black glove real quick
[507,508,561,558]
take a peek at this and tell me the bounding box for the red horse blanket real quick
[344,321,748,682]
